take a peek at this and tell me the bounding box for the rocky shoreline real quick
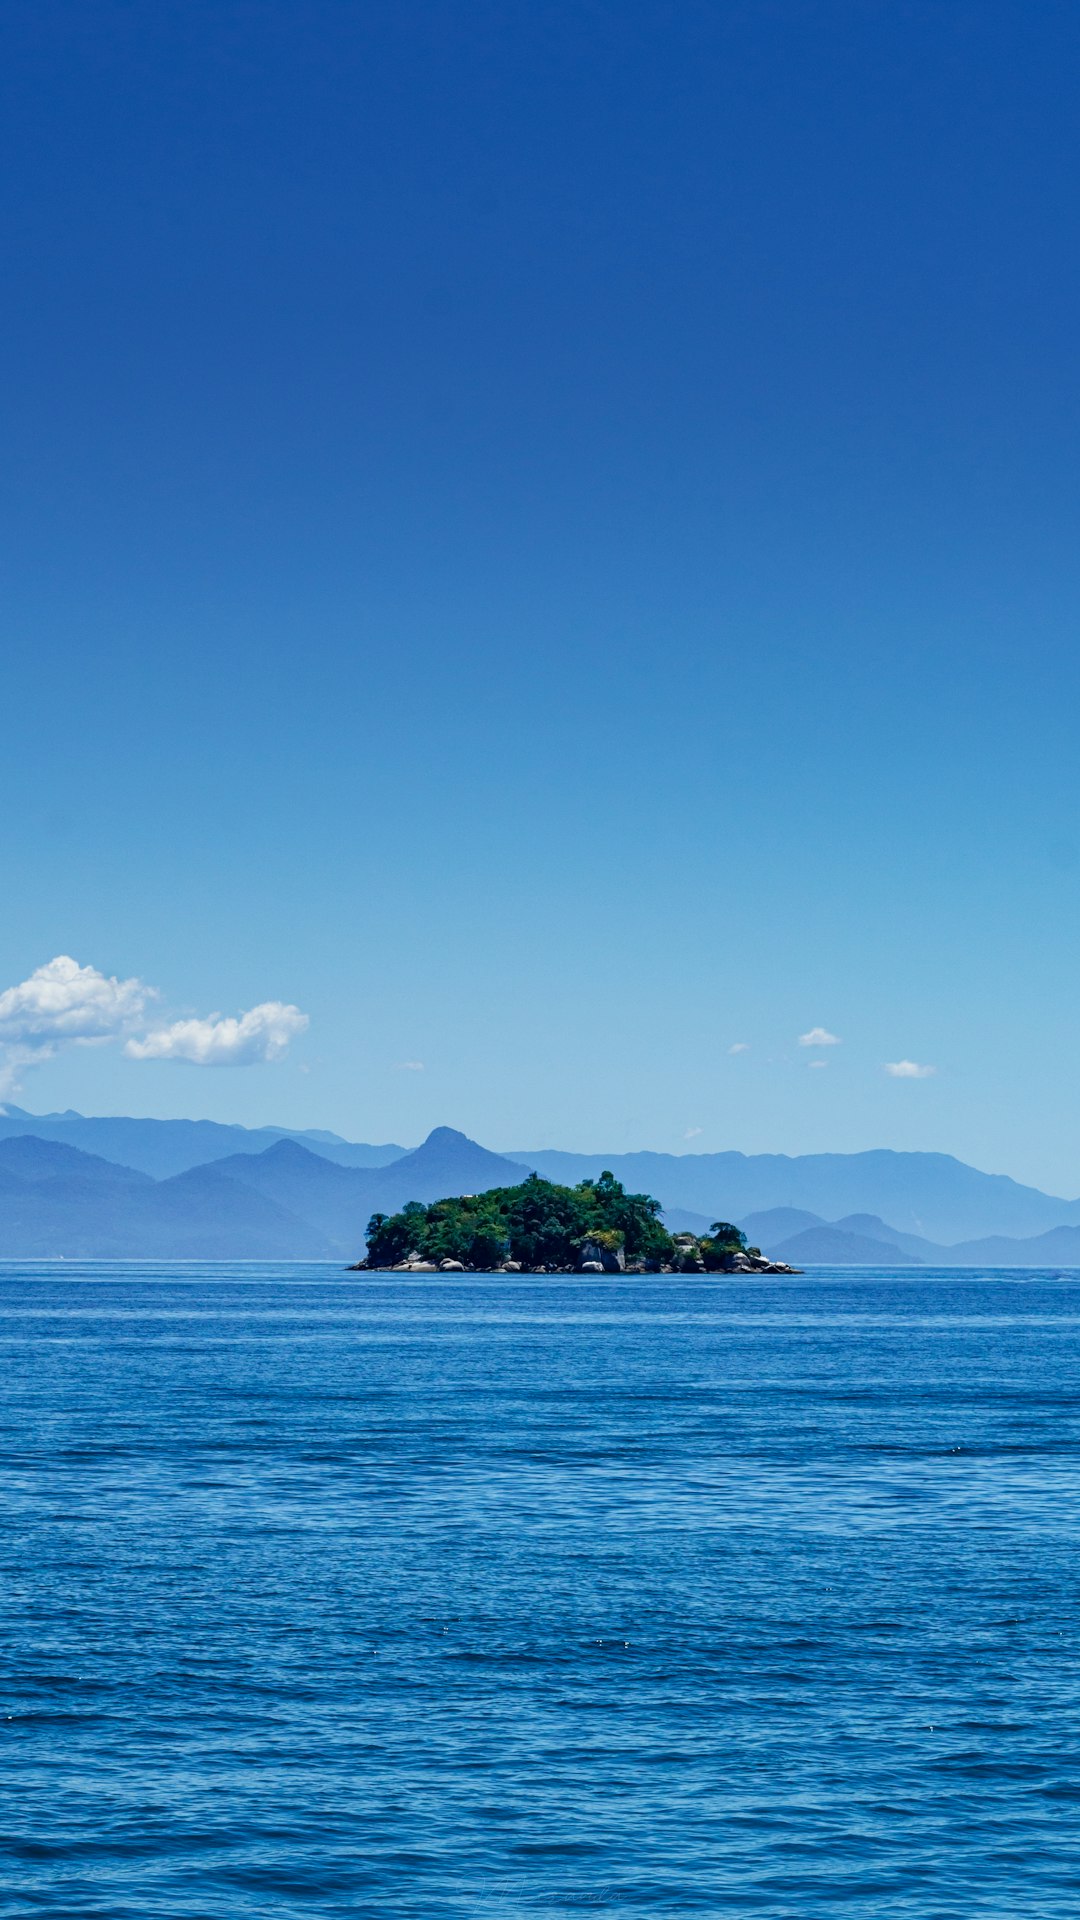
[351,1247,800,1276]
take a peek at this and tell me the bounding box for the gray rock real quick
[579,1239,625,1273]
[439,1259,465,1272]
[579,1259,605,1274]
[722,1250,799,1275]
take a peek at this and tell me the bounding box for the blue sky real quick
[3,0,1080,1191]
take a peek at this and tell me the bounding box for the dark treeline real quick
[360,1171,754,1272]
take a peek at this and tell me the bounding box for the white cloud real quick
[884,1059,937,1079]
[126,1002,308,1066]
[394,1060,425,1072]
[809,1059,829,1070]
[0,955,150,1094]
[0,954,309,1094]
[799,1027,842,1048]
[683,1126,703,1139]
[0,955,149,1048]
[727,1042,750,1055]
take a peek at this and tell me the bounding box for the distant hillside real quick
[0,1106,405,1179]
[3,1111,1080,1260]
[224,1127,534,1255]
[829,1213,941,1261]
[371,1128,534,1211]
[214,1140,377,1252]
[744,1207,939,1262]
[295,1137,407,1170]
[7,1108,1080,1244]
[0,1136,331,1258]
[770,1224,923,1266]
[738,1208,824,1246]
[942,1224,1080,1267]
[513,1146,1080,1245]
[0,1127,531,1259]
[745,1203,1080,1268]
[0,1135,154,1188]
[662,1207,715,1237]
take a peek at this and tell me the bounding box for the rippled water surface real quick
[3,1265,1080,1917]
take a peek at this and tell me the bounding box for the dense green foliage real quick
[363,1174,756,1271]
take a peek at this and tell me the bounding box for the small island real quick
[351,1170,799,1274]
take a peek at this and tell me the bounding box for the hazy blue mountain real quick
[0,1136,331,1258]
[0,1106,406,1179]
[940,1225,1080,1267]
[292,1137,407,1170]
[737,1208,825,1245]
[662,1207,715,1236]
[140,1166,335,1259]
[739,1202,1080,1268]
[737,1205,933,1267]
[217,1128,533,1254]
[0,1134,154,1187]
[772,1225,924,1265]
[369,1129,535,1212]
[5,1114,1080,1258]
[213,1140,378,1254]
[0,1127,533,1259]
[511,1147,1080,1245]
[830,1213,943,1261]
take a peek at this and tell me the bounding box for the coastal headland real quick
[351,1171,799,1275]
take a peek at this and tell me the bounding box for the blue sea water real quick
[2,1266,1080,1918]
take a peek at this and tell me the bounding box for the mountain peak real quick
[384,1128,532,1199]
[420,1126,475,1149]
[256,1137,328,1165]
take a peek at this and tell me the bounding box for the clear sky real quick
[3,0,1079,1192]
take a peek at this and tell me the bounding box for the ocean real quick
[1,1265,1079,1917]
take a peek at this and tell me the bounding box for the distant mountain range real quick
[0,1106,1079,1262]
[0,1135,333,1259]
[513,1147,1080,1244]
[0,1105,406,1178]
[0,1125,530,1260]
[739,1206,1080,1268]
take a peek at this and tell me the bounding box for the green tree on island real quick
[360,1173,766,1273]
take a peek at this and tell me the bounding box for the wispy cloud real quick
[683,1126,703,1139]
[808,1059,829,1070]
[126,1003,308,1066]
[0,954,307,1094]
[727,1042,750,1055]
[394,1060,425,1072]
[799,1026,841,1048]
[884,1059,937,1079]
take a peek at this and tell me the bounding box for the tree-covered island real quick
[353,1171,798,1274]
